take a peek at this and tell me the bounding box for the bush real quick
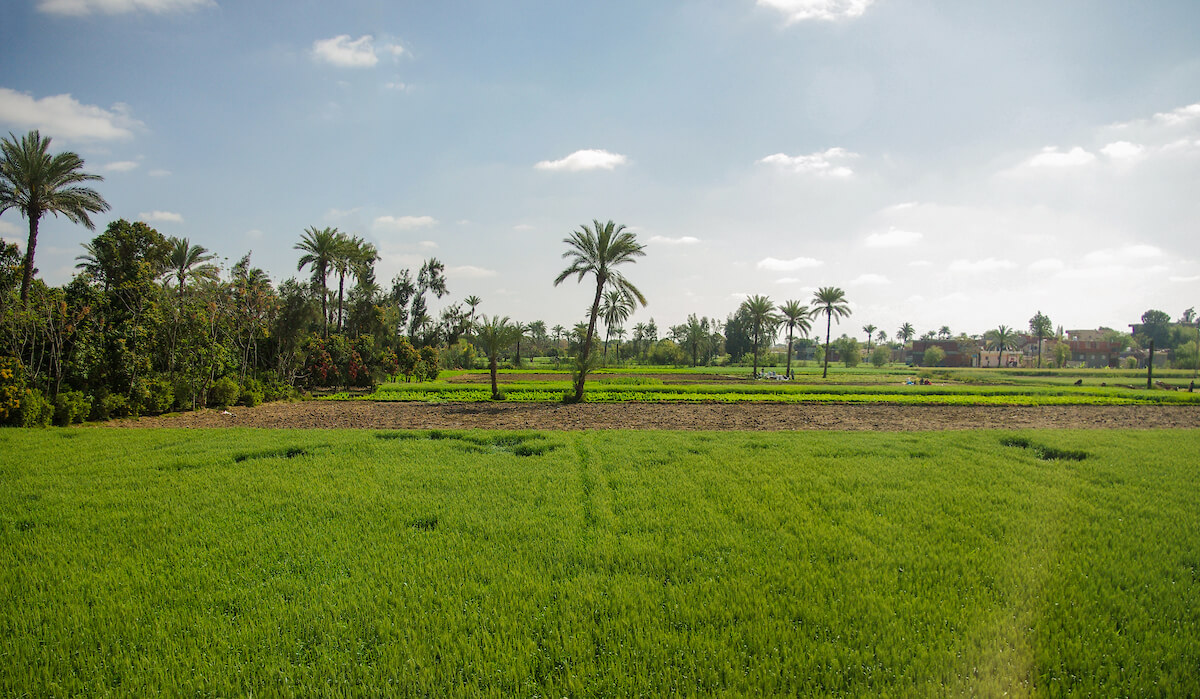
[1124,356,1138,369]
[240,377,265,407]
[53,390,92,426]
[137,376,175,416]
[417,346,439,382]
[1,356,25,424]
[871,346,890,368]
[261,374,297,403]
[209,376,240,408]
[91,392,131,421]
[923,346,946,367]
[17,388,52,427]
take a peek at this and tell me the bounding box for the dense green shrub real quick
[871,346,890,368]
[923,346,946,367]
[209,376,239,408]
[0,356,24,423]
[137,376,175,415]
[53,390,92,426]
[240,377,265,407]
[17,388,52,427]
[90,393,131,421]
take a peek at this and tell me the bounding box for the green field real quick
[2,428,1198,696]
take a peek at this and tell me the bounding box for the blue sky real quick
[2,0,1198,338]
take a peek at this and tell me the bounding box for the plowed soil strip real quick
[110,401,1200,430]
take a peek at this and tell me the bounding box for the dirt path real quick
[110,401,1200,431]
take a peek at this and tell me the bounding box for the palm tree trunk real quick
[19,214,40,303]
[490,356,499,400]
[575,277,606,401]
[822,311,832,379]
[337,272,346,333]
[752,331,760,378]
[786,327,794,379]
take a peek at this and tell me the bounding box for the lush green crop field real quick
[2,428,1198,696]
[343,378,1200,406]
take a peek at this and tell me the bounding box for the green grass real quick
[2,428,1198,695]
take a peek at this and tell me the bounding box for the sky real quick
[1,0,1198,339]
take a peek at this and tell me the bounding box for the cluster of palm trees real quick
[294,226,379,336]
[737,287,852,380]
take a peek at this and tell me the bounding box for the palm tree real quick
[512,322,528,367]
[990,324,1016,369]
[554,220,646,402]
[1029,310,1052,368]
[166,236,219,301]
[551,323,565,350]
[897,322,915,345]
[600,288,635,362]
[0,130,110,302]
[295,226,339,336]
[475,315,521,400]
[863,324,877,354]
[876,329,888,346]
[740,295,780,378]
[464,295,482,327]
[812,286,851,379]
[937,325,952,340]
[779,300,812,379]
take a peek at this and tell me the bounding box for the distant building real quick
[908,339,978,367]
[1063,330,1123,368]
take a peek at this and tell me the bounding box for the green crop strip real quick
[1,428,1198,695]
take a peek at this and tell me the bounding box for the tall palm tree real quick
[938,325,952,340]
[740,295,780,378]
[475,316,521,400]
[512,322,528,367]
[554,220,646,402]
[1029,311,1052,368]
[166,236,219,301]
[876,329,888,346]
[990,324,1016,369]
[464,295,482,327]
[897,322,915,345]
[0,130,110,302]
[600,288,635,362]
[812,286,851,379]
[779,300,812,379]
[295,226,339,336]
[863,324,877,354]
[331,232,357,332]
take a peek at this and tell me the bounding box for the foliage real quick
[835,335,861,367]
[240,377,265,407]
[923,345,946,367]
[0,356,22,422]
[16,387,52,427]
[208,376,239,407]
[52,390,90,425]
[813,286,851,379]
[871,345,890,368]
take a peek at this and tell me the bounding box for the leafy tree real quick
[835,335,861,367]
[897,322,914,345]
[812,286,851,379]
[295,226,339,337]
[923,345,945,367]
[389,271,416,339]
[870,344,889,367]
[988,324,1016,368]
[723,306,753,363]
[475,315,521,399]
[1029,310,1053,368]
[779,300,812,379]
[682,314,709,367]
[553,220,646,402]
[1138,309,1171,349]
[0,130,110,302]
[740,295,779,378]
[1052,340,1071,368]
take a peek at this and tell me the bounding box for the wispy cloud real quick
[103,160,139,172]
[757,256,823,271]
[757,0,876,23]
[648,235,700,245]
[37,0,214,16]
[1083,244,1162,265]
[148,168,171,177]
[850,273,890,285]
[758,147,857,177]
[947,258,1015,273]
[447,265,497,279]
[374,215,436,232]
[312,34,404,68]
[863,227,922,248]
[1100,141,1144,159]
[535,149,627,172]
[1022,146,1096,168]
[0,88,140,141]
[1153,103,1200,127]
[138,210,183,223]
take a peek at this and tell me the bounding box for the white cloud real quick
[757,256,823,271]
[148,168,171,177]
[512,224,535,231]
[1153,103,1200,127]
[863,227,922,248]
[0,88,140,141]
[447,265,497,279]
[1169,275,1200,283]
[1028,258,1065,273]
[103,160,139,172]
[1023,146,1096,168]
[535,149,627,172]
[374,215,436,231]
[417,240,438,250]
[1084,244,1162,264]
[758,147,857,177]
[312,35,404,68]
[245,229,263,240]
[908,260,931,267]
[773,277,803,284]
[1100,141,1144,159]
[757,0,876,23]
[383,81,408,91]
[882,201,918,213]
[850,273,890,285]
[947,258,1015,273]
[648,235,700,245]
[37,0,214,15]
[138,210,183,223]
[0,220,21,236]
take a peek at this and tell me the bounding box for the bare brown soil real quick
[109,401,1200,431]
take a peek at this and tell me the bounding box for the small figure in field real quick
[1073,378,1083,386]
[1190,380,1195,393]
